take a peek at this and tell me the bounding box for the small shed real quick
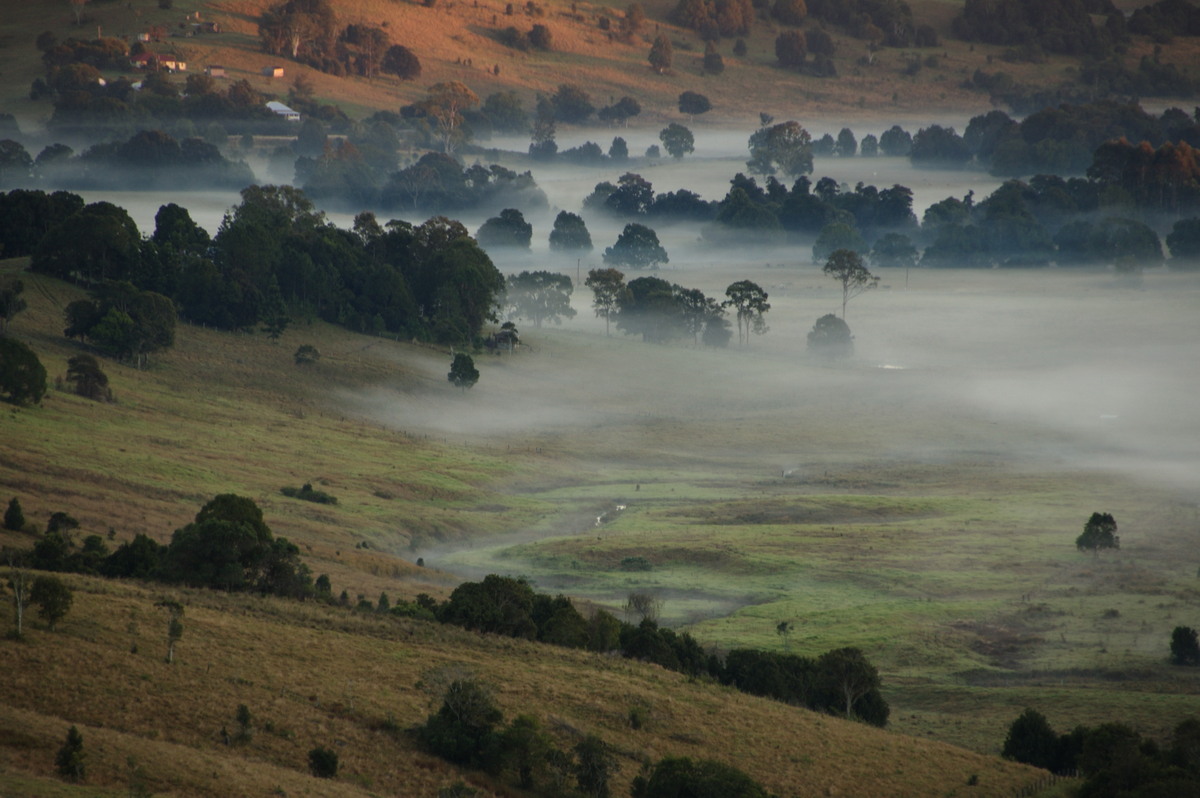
[262,66,285,78]
[266,101,301,122]
[205,65,227,78]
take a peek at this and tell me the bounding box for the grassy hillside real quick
[2,0,1198,131]
[0,573,1050,797]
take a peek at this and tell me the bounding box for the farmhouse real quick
[262,66,285,78]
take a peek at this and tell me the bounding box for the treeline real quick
[394,574,890,726]
[1,185,506,345]
[0,129,252,191]
[4,494,313,599]
[258,0,421,81]
[1002,708,1200,796]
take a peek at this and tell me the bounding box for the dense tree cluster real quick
[670,0,755,39]
[1002,709,1200,795]
[377,152,546,214]
[258,0,422,80]
[953,0,1108,56]
[12,494,313,598]
[9,186,506,346]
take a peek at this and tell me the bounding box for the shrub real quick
[1171,626,1200,666]
[280,483,338,505]
[308,746,338,778]
[55,726,85,782]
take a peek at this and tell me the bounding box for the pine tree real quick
[55,726,86,782]
[3,496,24,531]
[649,34,673,73]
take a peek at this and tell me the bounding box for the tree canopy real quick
[506,271,577,328]
[604,223,669,270]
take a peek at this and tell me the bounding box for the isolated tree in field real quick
[817,646,881,719]
[775,31,807,69]
[552,84,596,124]
[1076,512,1117,555]
[575,734,616,798]
[598,96,641,126]
[807,313,853,358]
[6,558,31,637]
[4,497,23,531]
[659,123,695,159]
[823,249,878,318]
[157,598,184,664]
[1002,708,1060,770]
[418,678,504,767]
[0,278,27,334]
[585,268,627,336]
[382,44,422,80]
[624,591,662,623]
[0,337,47,406]
[1171,626,1200,666]
[747,121,813,178]
[678,91,711,118]
[703,42,725,74]
[294,344,320,365]
[66,355,111,402]
[604,223,668,270]
[549,211,593,252]
[836,127,857,157]
[723,280,770,346]
[477,208,533,249]
[31,575,72,630]
[235,704,254,742]
[448,353,479,391]
[309,746,338,778]
[55,725,85,782]
[506,271,577,328]
[649,34,673,73]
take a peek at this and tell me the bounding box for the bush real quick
[308,746,338,778]
[280,483,338,505]
[55,726,85,782]
[1171,626,1200,666]
[632,756,771,798]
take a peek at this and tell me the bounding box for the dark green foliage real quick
[597,96,641,126]
[66,355,111,401]
[807,313,853,358]
[441,575,536,636]
[3,497,24,532]
[1003,708,1060,770]
[703,43,725,74]
[836,128,857,157]
[0,278,26,333]
[632,756,772,798]
[280,483,338,505]
[1172,627,1200,666]
[477,208,533,249]
[30,575,72,630]
[575,734,616,798]
[162,494,311,596]
[0,337,47,406]
[871,232,917,269]
[879,125,912,156]
[1168,219,1200,269]
[1076,512,1118,553]
[417,679,505,767]
[448,353,480,391]
[910,125,971,168]
[659,124,695,159]
[814,224,868,263]
[499,714,555,788]
[649,34,673,73]
[604,224,669,270]
[953,0,1103,56]
[100,534,163,579]
[308,746,339,778]
[552,84,595,124]
[549,211,593,252]
[678,91,712,116]
[55,726,85,782]
[747,121,813,178]
[294,345,320,365]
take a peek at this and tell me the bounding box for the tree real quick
[552,84,595,124]
[823,249,878,318]
[157,599,184,664]
[294,344,320,365]
[31,575,73,630]
[723,280,770,346]
[747,121,813,178]
[1167,218,1200,270]
[1002,709,1060,770]
[575,734,616,798]
[609,137,629,161]
[585,268,626,336]
[4,497,23,531]
[1076,512,1118,555]
[879,125,913,156]
[598,96,641,126]
[308,746,339,778]
[871,233,918,270]
[771,0,807,25]
[0,139,33,186]
[506,271,576,328]
[418,678,504,767]
[6,557,31,638]
[529,23,553,49]
[616,276,682,343]
[678,91,711,117]
[817,647,883,720]
[476,208,533,249]
[604,224,669,270]
[382,44,422,80]
[55,726,85,782]
[0,278,27,334]
[649,34,673,73]
[1171,626,1200,666]
[549,211,592,252]
[482,91,528,133]
[775,31,807,69]
[813,222,867,263]
[65,354,111,401]
[421,82,479,154]
[836,127,857,157]
[0,337,47,406]
[632,757,771,798]
[703,43,725,74]
[448,353,479,391]
[807,313,852,358]
[659,124,695,159]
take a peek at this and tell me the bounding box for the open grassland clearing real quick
[0,575,1048,797]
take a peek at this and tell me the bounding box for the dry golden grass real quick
[0,572,1048,797]
[3,0,1198,129]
